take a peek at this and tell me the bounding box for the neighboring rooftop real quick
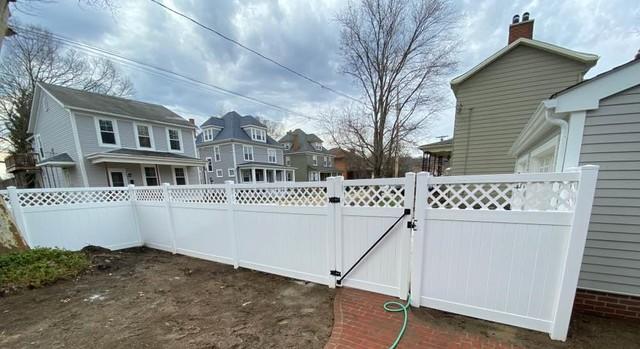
[279,129,329,154]
[197,111,280,145]
[419,138,453,153]
[37,82,193,127]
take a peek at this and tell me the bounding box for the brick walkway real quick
[325,288,522,349]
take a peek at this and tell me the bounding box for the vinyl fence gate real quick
[3,165,598,341]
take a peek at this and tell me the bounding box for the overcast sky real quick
[9,0,640,148]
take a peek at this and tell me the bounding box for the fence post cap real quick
[7,186,16,191]
[416,171,430,177]
[128,184,135,188]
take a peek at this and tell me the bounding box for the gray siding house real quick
[29,83,203,188]
[278,129,338,181]
[196,111,294,184]
[445,14,598,175]
[512,58,640,299]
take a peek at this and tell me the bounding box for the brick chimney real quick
[188,118,195,125]
[508,12,534,44]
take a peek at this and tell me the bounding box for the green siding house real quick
[278,129,339,181]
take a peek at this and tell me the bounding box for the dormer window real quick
[249,128,266,142]
[203,128,215,142]
[313,142,323,151]
[283,143,291,150]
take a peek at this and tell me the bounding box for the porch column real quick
[272,169,276,183]
[292,169,296,182]
[262,168,267,182]
[251,168,256,183]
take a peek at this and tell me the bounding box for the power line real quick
[148,0,364,106]
[13,26,320,121]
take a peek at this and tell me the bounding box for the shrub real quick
[0,248,89,293]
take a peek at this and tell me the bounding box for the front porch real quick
[237,162,296,183]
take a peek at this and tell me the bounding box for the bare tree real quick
[0,25,134,152]
[256,116,286,140]
[324,0,458,177]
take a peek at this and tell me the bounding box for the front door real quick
[108,168,126,187]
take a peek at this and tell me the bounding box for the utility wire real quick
[148,0,364,106]
[13,26,320,121]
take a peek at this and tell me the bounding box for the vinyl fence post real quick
[163,183,177,254]
[7,186,30,247]
[550,165,599,341]
[334,176,344,283]
[326,177,337,288]
[410,172,430,307]
[398,172,415,300]
[225,180,239,269]
[128,184,143,246]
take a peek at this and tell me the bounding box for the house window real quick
[97,118,118,146]
[243,145,254,161]
[284,143,291,150]
[143,166,159,186]
[324,156,328,167]
[309,171,319,181]
[312,155,318,166]
[167,128,182,151]
[174,167,187,185]
[241,169,252,182]
[135,124,154,149]
[214,145,221,162]
[206,157,213,172]
[203,128,215,142]
[313,142,322,151]
[216,169,223,177]
[285,156,291,166]
[228,168,236,177]
[267,149,277,163]
[286,171,293,181]
[250,128,266,142]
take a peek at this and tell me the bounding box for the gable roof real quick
[197,111,280,146]
[279,129,330,154]
[36,83,193,128]
[451,38,599,87]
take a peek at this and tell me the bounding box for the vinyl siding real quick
[32,92,84,187]
[578,84,640,296]
[451,45,590,175]
[199,143,236,184]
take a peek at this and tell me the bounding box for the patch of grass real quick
[0,248,89,293]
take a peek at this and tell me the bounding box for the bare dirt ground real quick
[0,247,335,348]
[414,304,640,348]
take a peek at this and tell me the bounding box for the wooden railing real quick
[5,153,38,173]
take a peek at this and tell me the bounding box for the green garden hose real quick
[382,294,411,349]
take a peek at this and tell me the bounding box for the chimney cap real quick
[636,49,640,60]
[512,14,520,24]
[522,12,530,21]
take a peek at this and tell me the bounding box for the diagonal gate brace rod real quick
[334,208,411,286]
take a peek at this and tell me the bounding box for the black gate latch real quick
[407,220,417,229]
[328,197,340,203]
[330,270,341,277]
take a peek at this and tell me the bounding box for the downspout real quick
[544,108,569,171]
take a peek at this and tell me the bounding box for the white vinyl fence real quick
[1,166,598,341]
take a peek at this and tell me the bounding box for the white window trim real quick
[134,122,156,150]
[107,168,126,187]
[202,127,216,142]
[284,143,291,150]
[205,157,213,172]
[249,127,267,142]
[243,145,254,161]
[312,155,318,166]
[214,145,221,162]
[228,168,236,177]
[166,127,184,153]
[216,169,223,177]
[285,156,291,166]
[94,116,121,148]
[309,171,319,181]
[172,166,189,185]
[140,165,160,186]
[267,149,277,163]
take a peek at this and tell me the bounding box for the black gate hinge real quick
[330,270,341,277]
[328,197,340,203]
[407,220,417,229]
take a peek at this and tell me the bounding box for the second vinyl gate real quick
[3,166,598,340]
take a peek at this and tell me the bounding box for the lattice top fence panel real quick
[134,187,164,202]
[343,184,405,208]
[427,180,578,211]
[0,191,8,205]
[234,186,327,207]
[17,189,130,207]
[170,187,227,204]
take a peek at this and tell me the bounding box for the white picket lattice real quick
[135,187,164,202]
[428,180,578,211]
[234,186,327,207]
[170,187,227,204]
[343,184,405,208]
[17,189,130,207]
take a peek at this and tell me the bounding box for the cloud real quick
[10,0,640,150]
